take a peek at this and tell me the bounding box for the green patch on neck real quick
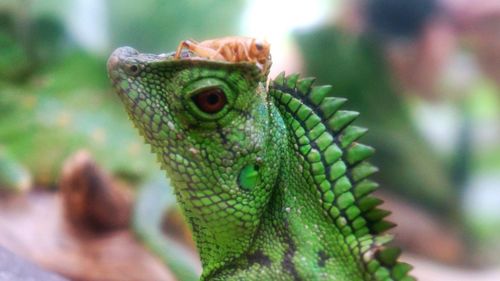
[238,164,260,190]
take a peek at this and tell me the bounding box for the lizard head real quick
[107,47,285,265]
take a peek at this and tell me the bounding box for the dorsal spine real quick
[270,72,415,281]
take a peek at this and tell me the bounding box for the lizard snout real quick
[107,47,140,78]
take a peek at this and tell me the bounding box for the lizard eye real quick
[192,87,227,113]
[183,79,234,122]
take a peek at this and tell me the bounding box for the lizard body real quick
[107,46,414,281]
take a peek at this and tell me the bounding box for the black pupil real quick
[207,93,219,105]
[193,88,226,114]
[130,65,138,72]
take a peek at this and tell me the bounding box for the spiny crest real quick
[270,72,414,281]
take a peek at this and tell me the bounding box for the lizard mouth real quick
[107,47,175,103]
[106,46,138,75]
[107,46,175,78]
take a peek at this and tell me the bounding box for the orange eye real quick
[192,88,227,113]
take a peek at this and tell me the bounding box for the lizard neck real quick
[206,146,366,280]
[205,102,365,280]
[227,145,366,280]
[171,101,288,279]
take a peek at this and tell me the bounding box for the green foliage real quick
[0,147,31,192]
[0,11,30,80]
[108,0,244,52]
[0,51,160,185]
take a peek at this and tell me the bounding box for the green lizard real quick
[107,45,415,281]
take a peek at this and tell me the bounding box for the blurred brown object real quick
[0,191,176,281]
[446,0,500,86]
[405,253,500,281]
[377,191,466,264]
[60,150,132,233]
[162,207,196,251]
[0,150,179,281]
[445,0,500,26]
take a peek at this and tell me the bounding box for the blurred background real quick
[0,0,499,280]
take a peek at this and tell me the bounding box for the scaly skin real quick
[107,46,415,281]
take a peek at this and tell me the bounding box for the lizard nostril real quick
[129,65,138,73]
[125,64,141,76]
